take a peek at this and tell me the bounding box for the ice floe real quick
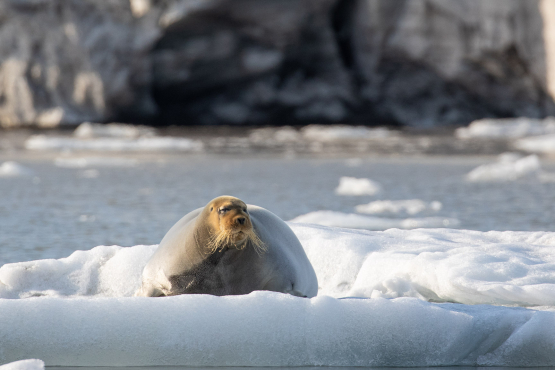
[2,226,555,366]
[514,133,555,154]
[456,117,555,139]
[25,136,203,152]
[289,211,458,230]
[25,122,203,152]
[54,156,138,168]
[335,176,381,196]
[73,122,155,139]
[0,162,32,177]
[355,199,442,216]
[0,360,44,370]
[301,125,393,141]
[465,153,541,182]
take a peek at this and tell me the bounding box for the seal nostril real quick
[237,217,246,225]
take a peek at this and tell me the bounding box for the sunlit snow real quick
[289,211,458,230]
[2,225,555,366]
[335,176,381,196]
[456,117,555,139]
[355,199,442,216]
[0,162,33,177]
[0,360,44,370]
[466,153,541,182]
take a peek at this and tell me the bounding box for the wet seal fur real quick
[136,196,318,298]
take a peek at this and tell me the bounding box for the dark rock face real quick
[0,0,553,128]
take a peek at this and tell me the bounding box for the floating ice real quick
[0,162,32,177]
[0,360,44,370]
[54,156,138,168]
[289,211,458,230]
[355,199,442,216]
[2,226,555,366]
[514,133,555,153]
[301,125,393,141]
[456,117,555,139]
[466,153,541,182]
[25,136,204,152]
[335,176,381,196]
[73,122,155,139]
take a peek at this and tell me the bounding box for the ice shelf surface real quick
[2,225,555,366]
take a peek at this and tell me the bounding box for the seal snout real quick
[236,216,246,225]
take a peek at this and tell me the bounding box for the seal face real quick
[204,197,265,255]
[136,196,318,298]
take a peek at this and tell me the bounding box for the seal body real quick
[136,196,318,298]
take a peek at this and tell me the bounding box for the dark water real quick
[2,152,555,265]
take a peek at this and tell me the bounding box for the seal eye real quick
[219,207,229,214]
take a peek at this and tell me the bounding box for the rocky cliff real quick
[0,0,553,128]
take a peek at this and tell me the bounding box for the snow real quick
[289,210,459,230]
[54,156,138,168]
[465,153,542,181]
[355,199,442,216]
[301,125,393,141]
[73,122,155,139]
[335,176,381,196]
[0,360,44,370]
[0,162,32,177]
[2,226,555,366]
[25,136,204,152]
[25,122,203,152]
[456,117,555,139]
[514,133,555,153]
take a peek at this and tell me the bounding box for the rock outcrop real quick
[0,0,554,128]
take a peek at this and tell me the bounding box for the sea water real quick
[1,152,555,265]
[2,149,555,368]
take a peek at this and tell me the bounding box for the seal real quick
[136,195,318,298]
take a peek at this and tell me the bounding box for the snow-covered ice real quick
[301,125,393,141]
[25,122,203,152]
[456,117,555,139]
[0,360,44,370]
[2,225,555,366]
[466,153,541,182]
[514,133,555,153]
[25,135,204,152]
[355,199,442,216]
[73,122,155,139]
[0,162,32,177]
[54,156,138,168]
[335,176,381,196]
[289,211,459,230]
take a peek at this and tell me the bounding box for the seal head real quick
[203,196,265,254]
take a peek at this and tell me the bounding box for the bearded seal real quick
[136,196,318,298]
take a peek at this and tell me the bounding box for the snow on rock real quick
[301,125,393,141]
[0,360,44,370]
[289,211,458,230]
[514,133,555,154]
[0,162,32,177]
[335,176,381,196]
[456,117,555,139]
[2,226,555,365]
[24,136,204,152]
[355,199,442,216]
[466,153,541,182]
